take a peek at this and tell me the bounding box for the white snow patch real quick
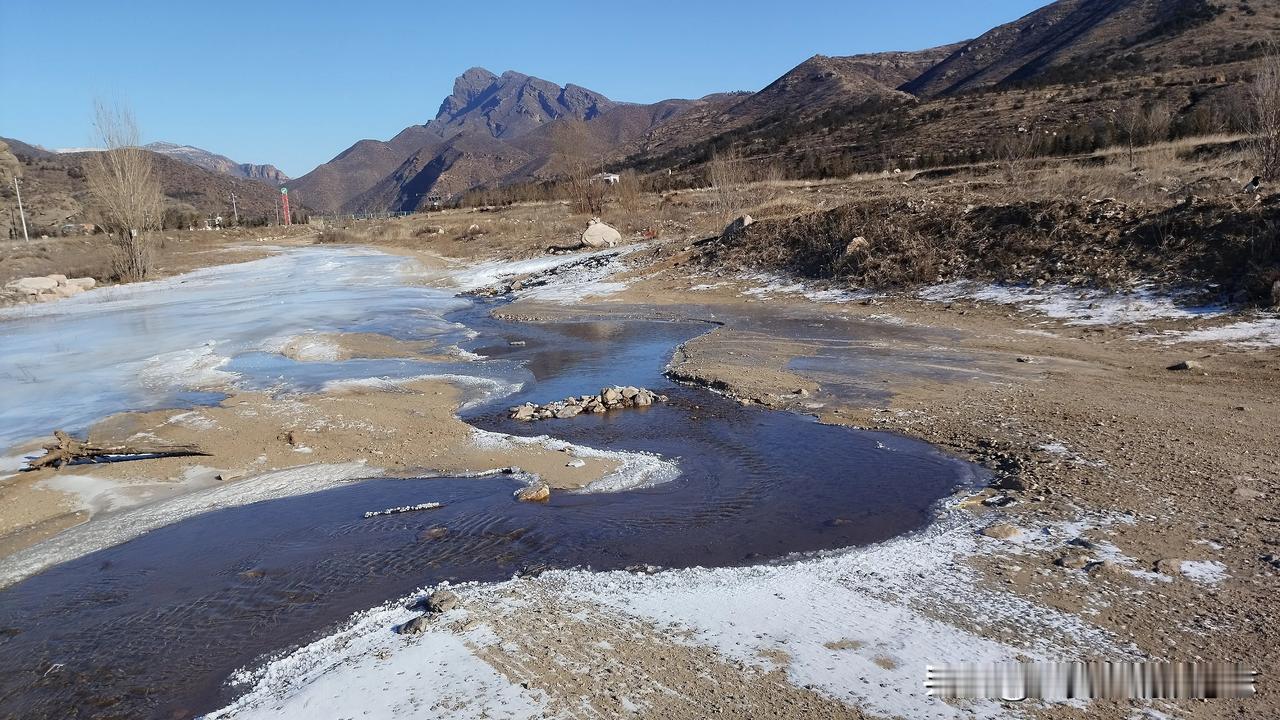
[261,334,341,362]
[322,373,522,410]
[139,344,238,391]
[434,248,621,293]
[0,452,35,477]
[1178,560,1228,585]
[207,602,544,720]
[468,428,680,493]
[920,282,1223,326]
[1156,314,1280,349]
[736,271,874,304]
[166,410,219,430]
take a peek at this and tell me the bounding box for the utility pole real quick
[13,177,30,242]
[274,196,280,226]
[229,192,239,225]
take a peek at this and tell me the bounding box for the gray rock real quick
[555,405,582,419]
[1167,360,1202,371]
[399,614,431,635]
[1055,552,1091,570]
[426,589,460,613]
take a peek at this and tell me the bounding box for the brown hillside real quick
[1,144,293,237]
[904,0,1280,96]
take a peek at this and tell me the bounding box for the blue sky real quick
[0,1,1046,177]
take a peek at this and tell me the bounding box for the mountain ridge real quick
[143,142,289,185]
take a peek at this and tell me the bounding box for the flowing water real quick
[0,247,983,719]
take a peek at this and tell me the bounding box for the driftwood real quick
[24,430,211,471]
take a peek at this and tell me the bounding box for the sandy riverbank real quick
[2,203,1277,717]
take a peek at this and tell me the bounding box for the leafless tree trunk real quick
[85,100,163,281]
[1250,49,1280,181]
[1115,101,1145,168]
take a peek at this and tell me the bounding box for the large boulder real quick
[581,219,621,248]
[10,276,59,295]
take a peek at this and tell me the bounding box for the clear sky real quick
[0,0,1047,177]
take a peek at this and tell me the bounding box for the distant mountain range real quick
[10,0,1277,223]
[287,0,1277,214]
[143,142,289,185]
[1,137,294,236]
[45,142,289,185]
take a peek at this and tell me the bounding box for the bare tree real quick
[86,100,163,281]
[992,129,1037,184]
[1250,49,1280,181]
[707,148,748,224]
[550,119,606,215]
[1143,101,1172,147]
[1114,101,1146,168]
[0,140,22,240]
[614,170,643,216]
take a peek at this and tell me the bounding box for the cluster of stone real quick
[509,386,668,421]
[3,274,96,303]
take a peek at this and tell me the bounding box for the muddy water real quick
[0,262,984,719]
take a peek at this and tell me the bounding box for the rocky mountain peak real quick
[430,67,615,140]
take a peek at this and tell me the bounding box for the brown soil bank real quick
[701,192,1280,305]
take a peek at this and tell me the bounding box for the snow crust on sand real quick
[920,281,1222,325]
[206,597,545,720]
[1156,314,1280,349]
[737,271,875,304]
[260,334,342,362]
[321,373,522,410]
[545,512,1130,719]
[1179,560,1228,585]
[468,428,680,492]
[434,248,621,293]
[0,462,376,589]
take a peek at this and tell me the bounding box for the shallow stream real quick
[0,247,982,718]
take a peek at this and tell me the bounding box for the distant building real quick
[592,172,621,185]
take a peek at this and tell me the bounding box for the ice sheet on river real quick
[0,247,477,448]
